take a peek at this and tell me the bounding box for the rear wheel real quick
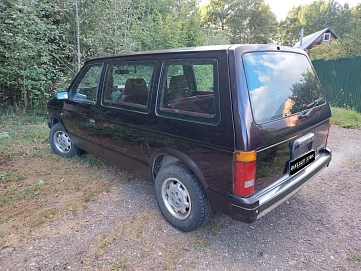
[154,162,212,232]
[49,123,81,157]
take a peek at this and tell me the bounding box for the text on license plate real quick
[289,150,315,175]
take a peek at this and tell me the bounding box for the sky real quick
[264,0,361,20]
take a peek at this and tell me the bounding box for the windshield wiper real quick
[299,97,324,119]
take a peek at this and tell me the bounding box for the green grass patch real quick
[0,111,113,246]
[0,107,47,125]
[331,107,361,129]
[348,252,361,263]
[0,240,6,248]
[0,183,42,207]
[0,215,13,224]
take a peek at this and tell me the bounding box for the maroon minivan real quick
[47,45,332,232]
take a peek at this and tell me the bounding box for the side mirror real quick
[56,91,69,100]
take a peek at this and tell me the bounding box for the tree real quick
[0,0,207,109]
[279,0,352,46]
[0,0,66,110]
[308,3,361,60]
[203,0,277,44]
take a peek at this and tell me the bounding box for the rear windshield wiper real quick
[299,97,324,119]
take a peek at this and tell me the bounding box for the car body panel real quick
[47,44,332,224]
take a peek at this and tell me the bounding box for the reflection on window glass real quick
[243,52,324,124]
[73,64,102,102]
[158,58,219,123]
[102,60,157,109]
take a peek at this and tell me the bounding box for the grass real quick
[110,257,128,271]
[0,111,115,247]
[348,251,361,263]
[331,107,361,129]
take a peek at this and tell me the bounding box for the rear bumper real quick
[208,148,332,223]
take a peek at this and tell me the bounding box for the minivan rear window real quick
[243,52,324,124]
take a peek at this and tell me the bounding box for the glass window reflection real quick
[243,52,324,124]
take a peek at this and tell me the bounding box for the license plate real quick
[289,150,315,175]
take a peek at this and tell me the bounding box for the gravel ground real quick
[0,125,360,271]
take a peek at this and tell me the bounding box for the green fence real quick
[312,57,361,113]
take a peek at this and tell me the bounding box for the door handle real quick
[89,119,95,126]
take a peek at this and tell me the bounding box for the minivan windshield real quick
[243,52,324,124]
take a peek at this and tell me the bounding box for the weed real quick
[0,240,6,248]
[27,216,45,228]
[118,212,151,239]
[259,251,264,256]
[185,261,197,269]
[346,160,360,170]
[94,234,117,255]
[73,181,81,190]
[124,173,134,183]
[16,175,28,181]
[82,193,96,202]
[99,239,110,250]
[193,238,209,249]
[82,154,106,168]
[1,184,41,207]
[348,252,361,263]
[0,215,13,224]
[68,204,78,214]
[0,132,10,140]
[0,172,9,180]
[331,107,361,129]
[110,257,128,271]
[42,208,57,219]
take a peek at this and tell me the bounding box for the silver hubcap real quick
[54,130,72,154]
[161,177,191,220]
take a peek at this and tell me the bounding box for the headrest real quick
[169,75,188,90]
[123,78,147,94]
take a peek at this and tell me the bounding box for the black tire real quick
[49,123,81,157]
[154,161,212,232]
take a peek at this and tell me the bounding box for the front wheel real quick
[49,123,81,157]
[154,162,212,232]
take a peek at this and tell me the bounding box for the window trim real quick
[155,58,221,125]
[101,60,158,113]
[69,63,104,105]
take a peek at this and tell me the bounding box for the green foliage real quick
[310,3,361,60]
[0,107,46,125]
[0,0,66,110]
[279,0,352,46]
[331,107,361,129]
[203,0,277,44]
[0,0,206,110]
[310,39,361,60]
[3,0,361,111]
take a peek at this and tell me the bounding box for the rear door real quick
[240,50,331,193]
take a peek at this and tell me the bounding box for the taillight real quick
[233,151,256,197]
[325,118,332,147]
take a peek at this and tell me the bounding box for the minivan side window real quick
[71,64,102,103]
[157,58,220,124]
[102,60,157,111]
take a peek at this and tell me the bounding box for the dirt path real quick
[1,125,360,271]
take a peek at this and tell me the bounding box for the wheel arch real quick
[50,114,65,129]
[150,148,208,190]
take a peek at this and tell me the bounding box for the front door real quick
[62,64,104,158]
